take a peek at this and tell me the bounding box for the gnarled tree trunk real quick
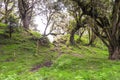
[70,24,81,45]
[73,0,120,60]
[88,28,96,46]
[108,46,120,60]
[70,29,76,45]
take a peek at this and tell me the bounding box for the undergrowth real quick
[0,32,120,80]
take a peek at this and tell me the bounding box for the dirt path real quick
[30,42,82,72]
[30,61,52,72]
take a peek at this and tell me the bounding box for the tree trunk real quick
[22,17,29,30]
[108,46,120,60]
[88,32,96,45]
[18,0,33,30]
[70,24,80,45]
[9,25,12,38]
[70,29,76,45]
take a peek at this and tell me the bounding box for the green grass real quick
[0,22,8,27]
[0,32,120,80]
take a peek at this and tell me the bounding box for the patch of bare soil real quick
[4,58,15,62]
[30,61,52,72]
[69,53,83,58]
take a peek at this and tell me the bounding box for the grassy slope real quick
[0,33,120,80]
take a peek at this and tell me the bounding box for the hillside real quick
[0,32,120,80]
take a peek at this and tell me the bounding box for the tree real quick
[36,0,69,36]
[7,15,18,38]
[0,0,16,24]
[36,0,58,36]
[72,0,120,60]
[87,27,96,46]
[0,0,18,38]
[18,0,35,30]
[59,0,87,45]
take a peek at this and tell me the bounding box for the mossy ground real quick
[0,32,120,80]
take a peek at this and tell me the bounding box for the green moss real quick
[29,30,42,39]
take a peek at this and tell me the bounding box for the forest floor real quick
[0,33,120,80]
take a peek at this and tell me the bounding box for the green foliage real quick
[8,15,18,24]
[0,15,19,38]
[74,34,80,42]
[68,20,76,32]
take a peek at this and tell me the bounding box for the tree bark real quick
[108,46,120,60]
[73,0,120,60]
[18,0,34,30]
[70,25,80,45]
[70,29,76,45]
[22,16,29,30]
[88,31,96,45]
